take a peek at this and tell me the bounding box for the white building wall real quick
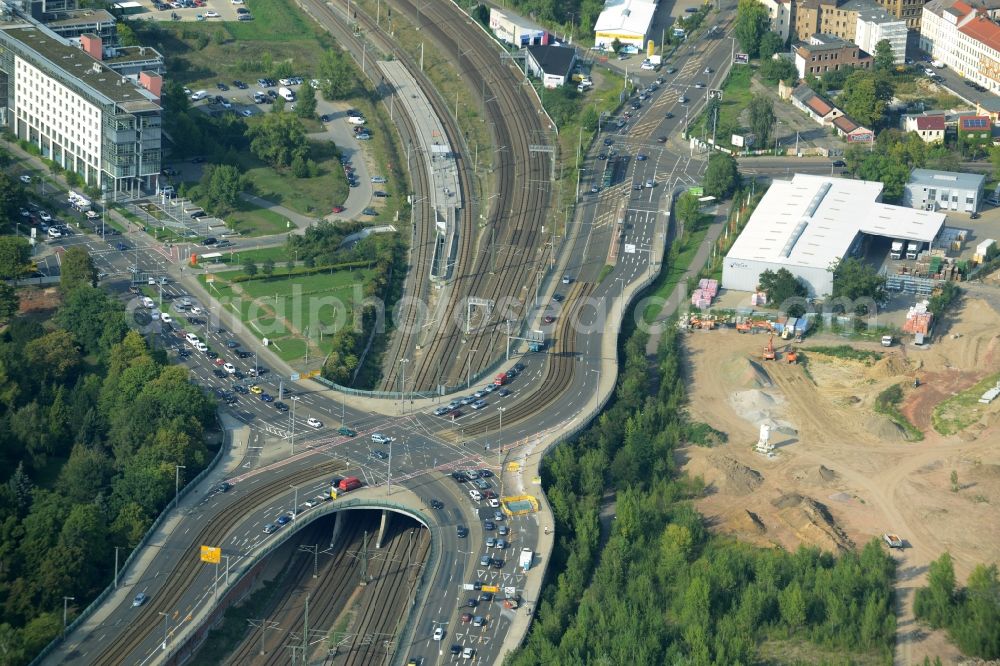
[856,16,907,63]
[13,55,102,183]
[722,259,835,298]
[902,183,981,211]
[760,0,792,41]
[920,7,1000,93]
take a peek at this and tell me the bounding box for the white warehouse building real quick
[594,0,658,51]
[722,174,947,297]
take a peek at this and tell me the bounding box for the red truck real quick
[494,373,508,387]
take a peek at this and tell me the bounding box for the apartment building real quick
[761,0,795,41]
[853,0,909,61]
[921,0,1000,92]
[0,19,162,194]
[794,33,874,76]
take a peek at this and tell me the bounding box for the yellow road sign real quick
[200,545,221,564]
[481,585,499,593]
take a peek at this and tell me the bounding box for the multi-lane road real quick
[41,11,753,666]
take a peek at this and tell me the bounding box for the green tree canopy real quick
[318,48,356,100]
[247,112,308,168]
[838,70,893,128]
[703,153,740,199]
[295,81,317,119]
[0,236,31,280]
[0,282,18,322]
[874,39,895,70]
[675,192,702,228]
[735,0,770,57]
[0,172,28,228]
[60,246,98,292]
[831,257,887,303]
[749,94,776,149]
[759,31,785,60]
[757,268,807,313]
[760,56,797,84]
[200,164,243,214]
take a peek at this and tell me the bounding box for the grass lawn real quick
[198,267,375,364]
[689,65,754,138]
[643,225,709,324]
[237,140,346,218]
[217,245,292,265]
[227,199,294,237]
[932,371,1000,435]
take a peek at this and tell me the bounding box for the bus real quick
[602,157,615,188]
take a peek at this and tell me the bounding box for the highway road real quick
[43,10,757,666]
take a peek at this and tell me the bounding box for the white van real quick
[469,489,482,502]
[141,296,155,309]
[278,86,295,101]
[194,341,209,352]
[185,333,200,345]
[190,90,209,101]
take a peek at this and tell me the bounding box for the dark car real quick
[116,242,129,251]
[202,237,217,246]
[466,598,478,608]
[430,499,444,509]
[274,401,289,412]
[216,482,231,493]
[226,339,239,348]
[370,449,388,460]
[657,136,668,143]
[260,393,274,403]
[832,160,847,167]
[665,111,674,119]
[213,368,227,378]
[276,514,291,525]
[237,350,254,359]
[450,645,462,656]
[362,207,377,215]
[484,521,496,531]
[233,384,249,394]
[456,525,468,538]
[205,351,219,359]
[603,137,614,146]
[216,82,229,91]
[233,80,248,89]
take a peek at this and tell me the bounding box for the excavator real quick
[763,334,776,361]
[786,346,798,364]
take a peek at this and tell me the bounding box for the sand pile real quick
[708,455,764,495]
[860,413,907,441]
[729,389,798,435]
[723,357,774,389]
[867,354,909,380]
[772,493,855,553]
[819,465,837,482]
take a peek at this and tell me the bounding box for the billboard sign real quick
[734,53,749,64]
[200,545,221,564]
[731,134,745,148]
[688,186,704,196]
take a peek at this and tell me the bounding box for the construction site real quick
[677,295,1000,664]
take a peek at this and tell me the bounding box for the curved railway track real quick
[89,461,345,665]
[383,0,552,393]
[461,282,594,437]
[296,0,479,394]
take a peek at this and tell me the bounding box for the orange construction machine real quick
[763,334,776,361]
[786,348,798,364]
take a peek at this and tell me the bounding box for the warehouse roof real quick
[525,45,576,78]
[908,168,985,191]
[726,174,946,271]
[594,0,657,37]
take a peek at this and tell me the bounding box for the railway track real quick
[223,513,372,664]
[384,0,552,393]
[336,519,429,664]
[88,461,345,665]
[460,282,595,438]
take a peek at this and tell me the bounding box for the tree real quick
[0,282,18,321]
[0,171,28,225]
[247,112,308,168]
[759,31,785,60]
[60,246,98,292]
[760,56,797,84]
[25,329,81,385]
[779,581,807,629]
[295,82,317,119]
[703,153,740,199]
[838,70,893,128]
[318,48,355,100]
[55,286,127,357]
[243,261,258,277]
[749,94,776,149]
[951,469,959,492]
[915,552,956,628]
[0,235,31,279]
[757,268,807,313]
[675,193,702,229]
[262,258,274,277]
[201,164,243,214]
[734,0,770,58]
[874,39,895,70]
[116,21,139,47]
[831,257,887,303]
[611,38,622,54]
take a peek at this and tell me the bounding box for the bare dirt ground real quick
[679,297,1000,665]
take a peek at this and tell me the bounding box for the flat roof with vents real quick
[725,173,946,272]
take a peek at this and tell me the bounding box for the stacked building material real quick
[902,300,933,336]
[974,239,996,264]
[750,291,768,306]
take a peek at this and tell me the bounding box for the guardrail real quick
[158,499,437,666]
[29,415,231,666]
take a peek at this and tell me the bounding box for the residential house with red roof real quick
[902,114,947,142]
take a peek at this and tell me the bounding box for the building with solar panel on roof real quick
[903,169,985,213]
[957,115,994,154]
[722,174,947,297]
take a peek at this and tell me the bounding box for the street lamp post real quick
[158,611,169,650]
[114,546,122,589]
[398,358,409,411]
[63,597,74,635]
[174,464,187,509]
[497,406,506,452]
[290,485,299,519]
[466,349,478,389]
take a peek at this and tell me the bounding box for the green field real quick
[200,267,375,363]
[643,225,709,324]
[688,65,754,140]
[237,140,345,218]
[226,199,294,237]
